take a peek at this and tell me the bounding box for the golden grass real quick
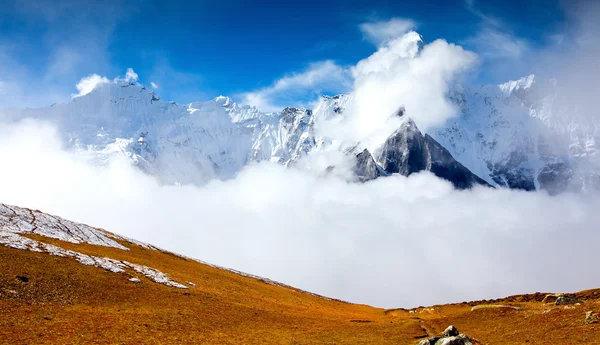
[1,234,599,344]
[470,304,521,311]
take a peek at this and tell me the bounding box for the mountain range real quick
[2,73,597,193]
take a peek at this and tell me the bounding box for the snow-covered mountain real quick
[434,75,598,193]
[1,74,596,193]
[3,82,253,185]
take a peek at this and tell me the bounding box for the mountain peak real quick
[377,118,489,189]
[498,74,536,96]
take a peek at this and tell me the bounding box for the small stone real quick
[444,325,459,337]
[16,275,29,283]
[129,278,141,283]
[585,311,599,324]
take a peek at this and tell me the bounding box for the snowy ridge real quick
[432,76,598,193]
[498,74,536,96]
[4,82,252,185]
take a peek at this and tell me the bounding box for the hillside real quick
[1,203,599,344]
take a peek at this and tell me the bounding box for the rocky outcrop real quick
[377,119,490,189]
[555,296,582,305]
[416,325,475,345]
[354,149,382,182]
[542,294,562,304]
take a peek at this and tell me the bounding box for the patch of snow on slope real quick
[0,204,188,288]
[124,262,188,288]
[0,203,128,249]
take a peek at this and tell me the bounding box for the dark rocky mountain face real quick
[354,149,382,182]
[375,119,490,189]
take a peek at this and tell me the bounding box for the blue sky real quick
[0,0,576,110]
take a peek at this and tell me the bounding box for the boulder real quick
[555,296,581,305]
[437,335,473,345]
[416,326,473,345]
[417,338,440,345]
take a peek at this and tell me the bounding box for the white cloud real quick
[150,81,159,89]
[71,73,110,98]
[466,28,529,59]
[113,68,139,84]
[318,31,477,150]
[463,0,529,59]
[70,68,142,99]
[359,18,417,47]
[125,68,139,82]
[0,119,599,308]
[241,60,351,112]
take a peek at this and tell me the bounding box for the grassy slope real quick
[1,234,599,344]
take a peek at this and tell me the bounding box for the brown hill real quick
[1,203,599,344]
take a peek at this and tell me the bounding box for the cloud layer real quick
[1,119,599,308]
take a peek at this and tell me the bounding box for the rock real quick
[16,275,29,283]
[416,326,473,345]
[377,119,490,189]
[585,311,599,324]
[354,149,382,182]
[417,337,440,345]
[437,335,473,345]
[444,325,459,337]
[555,296,581,305]
[129,278,141,283]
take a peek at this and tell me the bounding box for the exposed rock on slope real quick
[417,325,475,345]
[354,149,382,182]
[377,119,490,189]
